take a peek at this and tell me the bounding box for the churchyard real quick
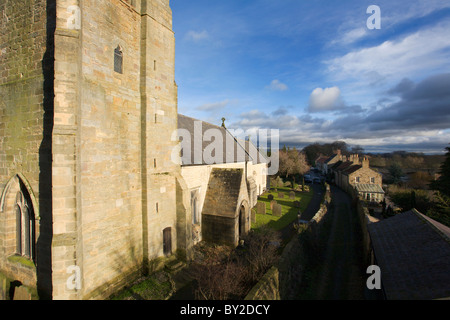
[252,185,314,232]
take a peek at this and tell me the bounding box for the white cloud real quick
[266,79,288,91]
[308,87,344,112]
[185,30,209,42]
[326,21,450,83]
[332,28,368,46]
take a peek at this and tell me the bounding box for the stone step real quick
[165,259,186,273]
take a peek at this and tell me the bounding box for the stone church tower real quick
[0,0,191,300]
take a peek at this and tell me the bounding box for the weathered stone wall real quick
[347,167,382,188]
[75,0,143,299]
[58,0,179,299]
[140,0,180,273]
[1,0,186,300]
[0,0,54,300]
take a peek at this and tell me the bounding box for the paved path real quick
[314,185,365,300]
[300,183,325,221]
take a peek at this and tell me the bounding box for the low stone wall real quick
[353,193,376,266]
[244,266,280,300]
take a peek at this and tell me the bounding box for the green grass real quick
[253,186,314,231]
[110,273,173,300]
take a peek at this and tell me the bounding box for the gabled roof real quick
[368,209,450,300]
[203,168,246,218]
[177,114,268,166]
[324,154,337,164]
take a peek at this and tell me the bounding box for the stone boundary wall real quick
[348,187,375,266]
[245,184,332,300]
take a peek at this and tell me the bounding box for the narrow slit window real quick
[114,46,123,74]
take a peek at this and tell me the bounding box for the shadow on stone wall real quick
[36,0,56,300]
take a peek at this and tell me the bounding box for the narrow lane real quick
[315,185,365,300]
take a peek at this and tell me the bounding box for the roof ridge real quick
[178,113,223,130]
[411,209,450,243]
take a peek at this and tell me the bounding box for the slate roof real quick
[329,160,343,170]
[368,209,450,300]
[342,164,362,175]
[334,161,354,172]
[177,114,268,166]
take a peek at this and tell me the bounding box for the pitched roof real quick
[334,161,354,172]
[177,114,268,166]
[203,168,246,218]
[342,164,362,175]
[368,209,450,300]
[330,160,343,170]
[324,154,337,164]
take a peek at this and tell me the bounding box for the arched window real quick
[14,190,35,260]
[114,45,123,74]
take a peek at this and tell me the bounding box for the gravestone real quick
[273,204,282,217]
[270,200,277,210]
[251,209,257,223]
[256,202,266,215]
[278,192,284,199]
[289,191,296,200]
[268,194,274,201]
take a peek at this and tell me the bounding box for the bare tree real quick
[192,246,247,300]
[278,148,310,188]
[240,226,281,284]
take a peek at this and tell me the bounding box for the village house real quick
[329,153,384,202]
[322,150,343,175]
[315,155,328,174]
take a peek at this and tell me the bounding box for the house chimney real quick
[362,157,369,168]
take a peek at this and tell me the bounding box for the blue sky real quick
[171,0,450,154]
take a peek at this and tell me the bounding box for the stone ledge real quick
[7,255,36,270]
